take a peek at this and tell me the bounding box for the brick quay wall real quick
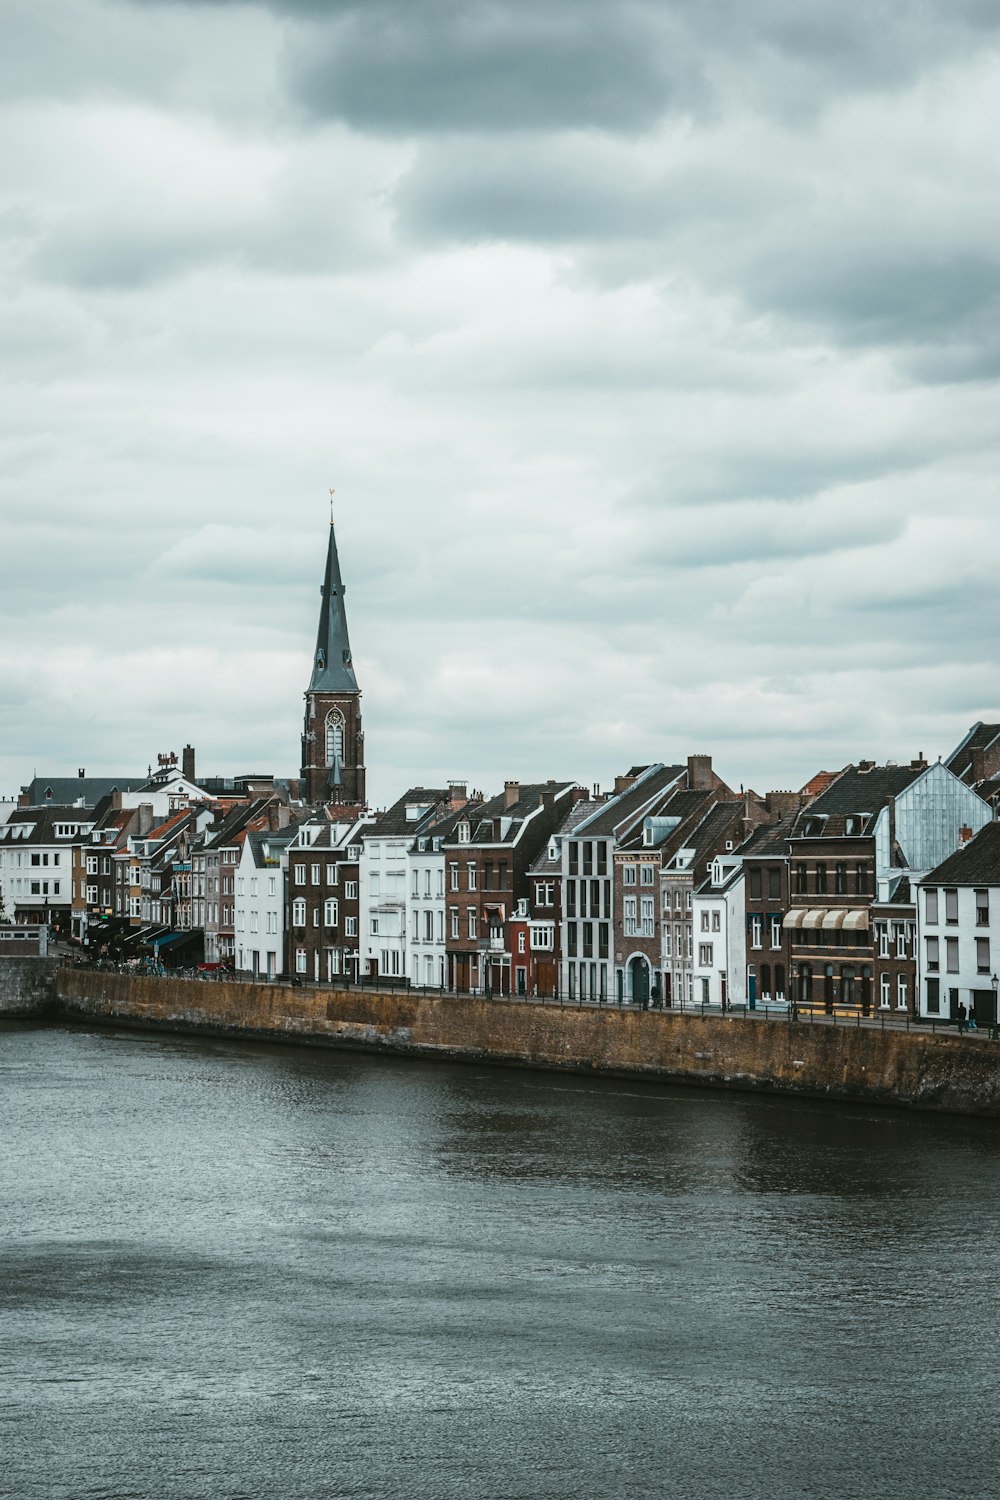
[0,959,59,1019]
[52,968,1000,1118]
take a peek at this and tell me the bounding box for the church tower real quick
[300,522,366,807]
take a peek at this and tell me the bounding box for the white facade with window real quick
[917,866,999,1023]
[407,835,447,989]
[234,832,291,981]
[692,856,746,1010]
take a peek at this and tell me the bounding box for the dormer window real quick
[458,822,470,844]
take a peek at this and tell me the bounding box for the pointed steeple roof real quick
[308,522,359,694]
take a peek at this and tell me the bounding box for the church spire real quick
[309,521,358,694]
[300,518,365,808]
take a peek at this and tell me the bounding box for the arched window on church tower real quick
[326,712,345,766]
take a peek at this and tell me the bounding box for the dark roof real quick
[367,788,450,839]
[0,805,96,844]
[19,776,146,808]
[946,723,1000,784]
[527,799,601,874]
[308,523,359,694]
[922,823,1000,887]
[572,765,686,840]
[664,802,745,876]
[792,764,923,837]
[446,782,577,846]
[739,814,798,859]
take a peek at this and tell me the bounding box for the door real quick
[629,957,649,1008]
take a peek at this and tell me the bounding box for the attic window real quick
[458,822,470,844]
[725,841,734,851]
[45,787,53,799]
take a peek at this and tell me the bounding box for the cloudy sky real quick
[3,0,999,806]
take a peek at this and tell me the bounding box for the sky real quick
[2,0,999,807]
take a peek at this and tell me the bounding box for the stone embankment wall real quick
[54,968,1000,1117]
[0,959,59,1019]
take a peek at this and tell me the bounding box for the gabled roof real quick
[946,723,1000,784]
[527,798,601,874]
[19,776,146,808]
[572,764,687,840]
[662,801,745,878]
[446,782,577,847]
[308,522,359,694]
[739,813,798,859]
[792,763,923,837]
[922,823,1000,887]
[366,788,450,839]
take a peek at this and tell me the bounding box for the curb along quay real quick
[50,967,1000,1119]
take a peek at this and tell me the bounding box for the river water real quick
[2,1025,999,1500]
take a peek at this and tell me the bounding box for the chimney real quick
[504,781,520,811]
[137,802,154,835]
[959,825,974,846]
[592,783,600,799]
[541,790,554,812]
[687,754,713,791]
[78,768,85,779]
[613,774,636,795]
[182,745,196,782]
[448,781,468,811]
[858,760,876,773]
[910,754,927,771]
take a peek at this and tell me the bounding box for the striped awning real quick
[822,909,847,930]
[783,908,824,929]
[842,909,870,930]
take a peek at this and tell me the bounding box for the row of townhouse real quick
[689,754,995,1018]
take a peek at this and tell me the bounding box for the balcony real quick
[477,934,506,952]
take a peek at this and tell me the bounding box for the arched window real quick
[325,712,345,766]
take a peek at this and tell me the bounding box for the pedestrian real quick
[957,1002,967,1033]
[969,1008,978,1031]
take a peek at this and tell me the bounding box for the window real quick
[640,897,654,936]
[467,862,477,891]
[976,890,990,926]
[712,911,720,932]
[640,865,654,886]
[325,712,344,765]
[856,864,869,895]
[535,882,553,907]
[324,898,339,927]
[370,915,379,935]
[897,975,908,1010]
[926,937,939,972]
[294,866,305,886]
[926,978,940,1014]
[749,869,762,900]
[449,863,459,891]
[267,913,277,934]
[250,912,259,933]
[877,924,889,959]
[292,898,306,927]
[700,910,710,932]
[86,855,98,875]
[623,865,636,885]
[925,888,939,924]
[450,907,459,939]
[457,823,470,844]
[296,949,307,974]
[623,897,637,937]
[815,864,827,895]
[327,864,337,884]
[880,973,891,1009]
[86,884,97,903]
[345,917,357,937]
[768,868,781,899]
[468,908,477,940]
[530,925,553,950]
[795,865,807,896]
[750,915,762,950]
[946,937,959,973]
[699,943,713,967]
[977,938,991,974]
[945,888,958,924]
[895,924,907,959]
[770,917,782,950]
[423,910,433,942]
[835,864,847,895]
[517,931,526,954]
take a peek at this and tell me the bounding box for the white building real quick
[917,822,1000,1026]
[360,788,450,982]
[234,826,297,981]
[0,806,95,935]
[692,854,746,1010]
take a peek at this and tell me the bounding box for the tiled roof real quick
[792,764,923,836]
[19,776,146,808]
[527,799,601,874]
[922,823,1000,887]
[367,788,450,839]
[946,723,1000,784]
[573,765,687,840]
